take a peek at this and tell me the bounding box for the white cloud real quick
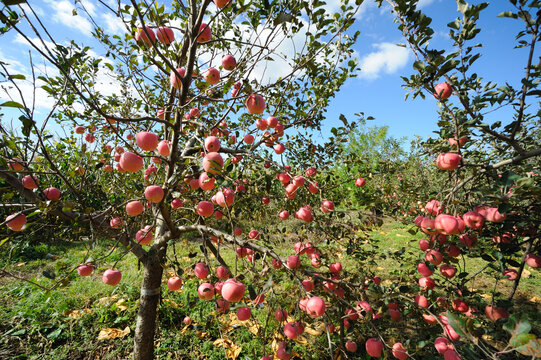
[418,0,438,8]
[45,0,94,37]
[103,12,128,35]
[358,42,410,79]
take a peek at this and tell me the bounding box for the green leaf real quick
[19,115,35,137]
[8,74,26,80]
[504,314,531,336]
[510,333,536,348]
[515,338,541,357]
[446,312,467,338]
[498,11,518,19]
[0,100,25,109]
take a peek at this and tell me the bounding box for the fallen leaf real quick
[213,338,242,359]
[196,330,209,339]
[529,296,541,304]
[97,326,130,340]
[15,262,25,267]
[114,298,128,312]
[66,308,91,319]
[162,298,180,308]
[304,322,325,336]
[97,295,119,306]
[522,269,531,278]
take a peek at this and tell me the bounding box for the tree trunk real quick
[133,245,166,360]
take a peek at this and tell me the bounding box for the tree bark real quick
[133,245,166,360]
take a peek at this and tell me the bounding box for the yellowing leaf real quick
[213,338,242,359]
[97,326,130,340]
[66,308,91,319]
[97,295,119,306]
[114,298,128,312]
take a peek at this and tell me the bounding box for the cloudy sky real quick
[0,0,532,142]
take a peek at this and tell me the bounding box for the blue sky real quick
[0,0,534,144]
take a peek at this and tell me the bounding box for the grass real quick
[0,219,539,359]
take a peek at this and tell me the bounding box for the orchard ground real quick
[1,217,539,360]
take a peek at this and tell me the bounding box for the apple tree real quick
[0,0,367,358]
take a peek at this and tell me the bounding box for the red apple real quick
[135,26,155,46]
[156,26,174,45]
[279,210,289,220]
[157,140,171,157]
[77,264,93,277]
[204,136,220,153]
[202,152,223,174]
[433,82,452,99]
[203,67,220,85]
[214,0,231,9]
[463,211,484,229]
[444,350,461,360]
[525,254,541,268]
[355,177,366,187]
[194,263,209,279]
[171,198,183,209]
[216,266,230,280]
[418,277,435,290]
[320,200,334,213]
[237,307,251,321]
[444,324,461,341]
[136,226,153,245]
[485,305,509,321]
[436,153,462,171]
[305,296,326,317]
[389,309,401,322]
[183,316,192,325]
[417,262,433,277]
[425,250,443,266]
[44,187,61,201]
[215,188,235,207]
[119,152,143,173]
[448,135,468,147]
[286,255,300,269]
[440,264,457,278]
[197,23,211,43]
[345,340,357,353]
[419,238,431,251]
[435,214,460,235]
[126,200,143,216]
[21,175,38,189]
[414,294,429,308]
[102,269,122,286]
[221,279,245,302]
[170,68,186,90]
[75,126,85,134]
[197,282,215,300]
[434,337,452,354]
[365,338,384,358]
[246,94,265,114]
[222,55,236,70]
[243,134,254,144]
[283,322,303,339]
[392,342,408,360]
[144,185,164,203]
[136,131,158,151]
[167,276,182,291]
[197,201,214,217]
[295,206,313,223]
[275,309,287,322]
[6,213,27,231]
[329,262,342,274]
